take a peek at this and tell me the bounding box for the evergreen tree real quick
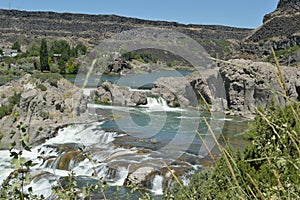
[11,41,21,52]
[40,38,50,72]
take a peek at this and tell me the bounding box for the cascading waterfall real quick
[152,175,164,195]
[0,90,249,199]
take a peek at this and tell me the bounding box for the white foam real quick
[151,175,163,195]
[140,97,183,112]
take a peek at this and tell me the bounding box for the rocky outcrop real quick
[91,81,147,106]
[237,0,300,65]
[151,77,194,107]
[152,60,300,117]
[247,0,300,43]
[0,9,251,58]
[106,58,132,74]
[263,0,300,23]
[0,74,91,147]
[220,59,300,116]
[151,68,226,111]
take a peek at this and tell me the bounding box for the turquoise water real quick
[64,69,194,88]
[86,103,250,199]
[94,103,250,165]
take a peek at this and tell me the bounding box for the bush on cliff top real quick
[32,73,63,87]
[0,93,21,119]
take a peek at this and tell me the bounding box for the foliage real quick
[166,60,181,68]
[65,58,79,74]
[121,51,157,63]
[32,73,62,87]
[26,41,40,57]
[196,39,233,55]
[51,172,78,199]
[94,97,111,105]
[0,122,44,200]
[72,44,87,57]
[274,45,300,57]
[12,41,21,52]
[50,39,70,74]
[0,93,21,119]
[49,40,86,74]
[168,102,300,199]
[36,84,47,91]
[172,100,181,107]
[40,38,50,72]
[267,45,300,63]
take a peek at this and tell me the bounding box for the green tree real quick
[50,40,71,74]
[40,38,50,72]
[75,44,87,55]
[66,58,79,74]
[26,41,40,57]
[0,49,3,55]
[11,41,21,52]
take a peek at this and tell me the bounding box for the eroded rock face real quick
[264,0,300,23]
[0,74,90,147]
[151,68,225,110]
[151,60,300,117]
[151,77,192,107]
[91,81,148,106]
[220,59,300,116]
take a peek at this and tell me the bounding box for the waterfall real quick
[144,97,170,111]
[99,132,117,144]
[152,175,163,195]
[110,167,129,186]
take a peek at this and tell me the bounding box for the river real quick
[0,70,251,199]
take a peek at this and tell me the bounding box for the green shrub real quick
[121,51,157,63]
[0,93,21,119]
[0,107,8,119]
[172,100,180,107]
[40,111,50,120]
[8,93,21,106]
[168,102,300,199]
[36,84,47,91]
[94,98,111,105]
[32,73,62,87]
[267,45,300,63]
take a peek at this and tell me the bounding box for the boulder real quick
[151,77,195,107]
[106,58,132,74]
[151,68,224,110]
[130,91,147,106]
[91,82,147,106]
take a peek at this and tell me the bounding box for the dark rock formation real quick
[106,58,132,74]
[264,0,300,23]
[0,9,251,59]
[248,0,300,42]
[239,0,300,64]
